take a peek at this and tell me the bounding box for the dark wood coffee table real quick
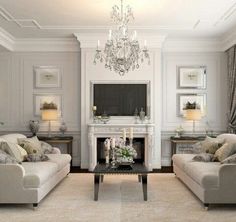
[93,163,149,201]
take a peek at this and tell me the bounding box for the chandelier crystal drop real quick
[94,0,150,76]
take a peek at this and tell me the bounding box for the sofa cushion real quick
[192,153,214,162]
[184,162,220,189]
[46,154,71,171]
[172,154,196,170]
[0,150,18,164]
[217,133,236,144]
[201,136,224,154]
[22,162,58,188]
[0,134,26,144]
[214,143,236,162]
[18,137,43,155]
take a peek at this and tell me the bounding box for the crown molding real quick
[163,37,224,52]
[14,38,80,52]
[221,28,236,51]
[0,27,14,51]
[74,33,167,49]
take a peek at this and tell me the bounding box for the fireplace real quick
[88,124,154,171]
[97,137,145,164]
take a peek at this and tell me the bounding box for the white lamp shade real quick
[41,109,58,121]
[184,109,202,121]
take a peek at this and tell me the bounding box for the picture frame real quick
[177,66,206,89]
[33,94,62,116]
[34,66,61,88]
[177,93,206,117]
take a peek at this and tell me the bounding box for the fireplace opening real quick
[97,138,145,164]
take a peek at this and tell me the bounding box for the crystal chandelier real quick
[94,0,150,76]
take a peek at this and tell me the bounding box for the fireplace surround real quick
[88,123,155,171]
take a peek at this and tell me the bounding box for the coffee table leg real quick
[100,175,104,183]
[142,174,147,201]
[94,174,100,201]
[138,175,142,183]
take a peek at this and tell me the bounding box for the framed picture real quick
[34,94,62,116]
[177,66,206,89]
[177,93,206,116]
[34,66,61,88]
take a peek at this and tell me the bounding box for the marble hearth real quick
[88,123,155,171]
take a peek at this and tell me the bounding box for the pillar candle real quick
[129,127,133,139]
[105,155,109,164]
[107,139,110,150]
[112,138,116,148]
[92,106,97,111]
[123,128,126,142]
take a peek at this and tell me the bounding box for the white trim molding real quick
[74,33,167,49]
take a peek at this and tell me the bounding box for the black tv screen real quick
[94,84,147,116]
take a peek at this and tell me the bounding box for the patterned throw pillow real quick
[26,154,49,162]
[201,136,225,154]
[214,143,236,162]
[0,141,24,163]
[40,141,53,154]
[221,153,236,164]
[18,136,43,155]
[0,150,18,164]
[192,153,214,162]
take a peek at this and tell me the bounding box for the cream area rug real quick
[1,174,236,222]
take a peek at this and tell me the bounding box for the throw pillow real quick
[0,150,18,164]
[17,144,28,161]
[221,153,236,164]
[18,136,43,155]
[40,141,53,154]
[192,153,214,162]
[214,143,236,162]
[26,154,49,162]
[0,141,23,163]
[192,142,204,154]
[201,136,225,154]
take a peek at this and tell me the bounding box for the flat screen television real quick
[93,84,147,116]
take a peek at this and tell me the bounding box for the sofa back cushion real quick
[0,150,18,164]
[0,134,26,144]
[217,134,236,144]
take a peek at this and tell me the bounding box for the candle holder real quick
[129,138,133,147]
[111,147,117,168]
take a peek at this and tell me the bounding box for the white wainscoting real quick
[0,52,81,166]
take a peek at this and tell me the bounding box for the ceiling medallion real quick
[94,0,150,76]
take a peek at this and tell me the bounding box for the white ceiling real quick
[0,0,236,39]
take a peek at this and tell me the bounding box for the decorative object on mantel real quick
[29,120,40,136]
[94,0,150,76]
[139,107,146,123]
[59,121,68,135]
[41,102,58,137]
[100,112,110,124]
[184,102,202,134]
[92,106,97,123]
[174,125,184,138]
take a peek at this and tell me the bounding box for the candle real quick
[107,139,110,150]
[129,127,133,139]
[123,128,126,142]
[123,27,126,36]
[92,106,97,111]
[144,40,147,49]
[109,29,112,40]
[105,155,109,164]
[112,138,116,148]
[133,30,137,40]
[97,40,100,49]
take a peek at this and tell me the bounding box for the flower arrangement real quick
[40,102,57,110]
[115,145,137,163]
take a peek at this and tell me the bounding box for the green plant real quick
[183,101,200,110]
[41,102,57,110]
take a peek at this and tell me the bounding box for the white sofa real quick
[0,134,71,207]
[172,133,236,209]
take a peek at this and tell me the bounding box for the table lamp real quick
[184,109,202,134]
[41,109,58,137]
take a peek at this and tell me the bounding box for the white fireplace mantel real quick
[88,123,155,171]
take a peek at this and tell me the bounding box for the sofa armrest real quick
[51,147,61,154]
[219,164,236,188]
[0,164,25,190]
